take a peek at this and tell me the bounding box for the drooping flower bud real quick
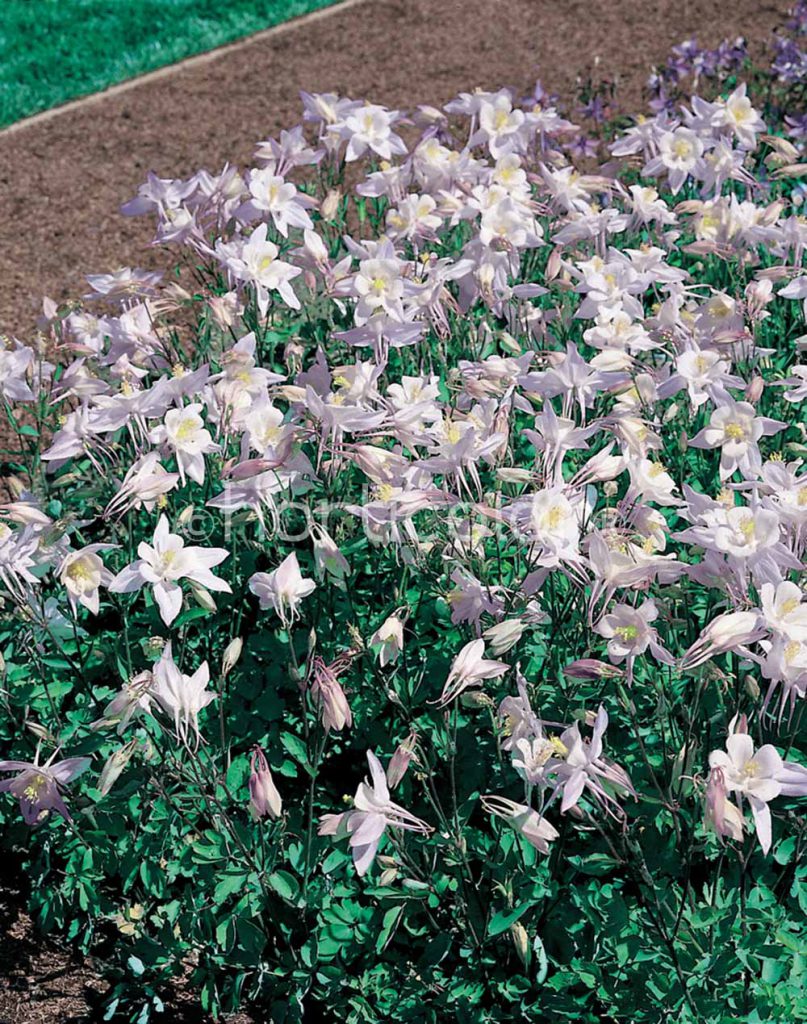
[248,747,282,820]
[221,638,243,678]
[511,922,530,967]
[483,619,526,656]
[386,732,417,789]
[98,739,139,797]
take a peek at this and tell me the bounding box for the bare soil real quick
[0,0,794,1019]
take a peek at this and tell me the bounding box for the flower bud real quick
[177,505,195,528]
[511,922,530,967]
[563,659,624,680]
[321,189,342,222]
[98,739,139,797]
[312,524,350,583]
[386,732,417,789]
[483,619,526,656]
[188,580,217,612]
[496,467,533,484]
[221,638,243,678]
[369,613,405,667]
[460,691,495,709]
[744,375,764,404]
[379,868,399,886]
[248,747,282,820]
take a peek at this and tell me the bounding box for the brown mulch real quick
[0,0,794,340]
[0,0,795,1020]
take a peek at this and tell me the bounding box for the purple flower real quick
[0,753,91,826]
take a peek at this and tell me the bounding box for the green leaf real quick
[488,904,530,937]
[268,870,299,902]
[213,870,249,905]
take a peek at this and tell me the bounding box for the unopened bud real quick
[176,505,195,527]
[221,638,243,678]
[499,331,521,355]
[26,721,55,743]
[744,674,761,700]
[496,467,533,484]
[460,692,495,709]
[678,430,688,453]
[98,739,139,797]
[545,248,562,282]
[188,581,217,612]
[745,376,764,404]
[379,868,399,886]
[249,747,283,820]
[511,922,530,966]
[402,878,430,892]
[321,189,342,221]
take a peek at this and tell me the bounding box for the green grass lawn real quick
[0,0,343,128]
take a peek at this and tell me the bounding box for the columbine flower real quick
[704,766,744,843]
[90,670,154,734]
[246,169,314,237]
[248,553,316,627]
[680,610,766,670]
[58,543,116,615]
[248,746,283,819]
[481,794,559,854]
[311,523,350,584]
[435,639,509,708]
[151,642,215,747]
[689,399,785,480]
[0,751,91,826]
[369,613,405,667]
[707,717,807,853]
[760,581,807,640]
[644,127,704,194]
[331,104,407,162]
[149,403,219,486]
[386,732,417,789]
[553,707,636,816]
[109,514,231,626]
[309,655,353,732]
[104,452,180,518]
[318,750,431,876]
[595,598,674,668]
[220,222,302,314]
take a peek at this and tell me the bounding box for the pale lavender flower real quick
[318,750,431,876]
[109,514,231,627]
[0,751,91,826]
[248,552,316,627]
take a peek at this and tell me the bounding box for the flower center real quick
[724,422,746,442]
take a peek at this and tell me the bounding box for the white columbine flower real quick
[109,514,231,626]
[149,403,219,486]
[151,642,215,747]
[58,543,117,615]
[248,552,316,627]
